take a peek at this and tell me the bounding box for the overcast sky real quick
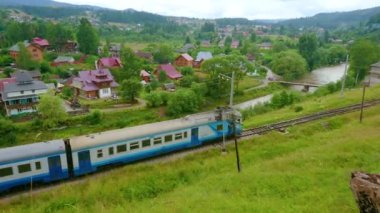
[55,0,380,19]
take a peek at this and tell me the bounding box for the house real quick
[163,83,176,92]
[370,62,380,86]
[11,70,41,81]
[194,51,213,68]
[246,53,256,62]
[140,70,151,83]
[135,50,153,61]
[0,71,47,116]
[177,43,195,53]
[52,56,75,66]
[32,37,49,49]
[71,69,119,99]
[231,40,240,49]
[175,53,193,67]
[201,40,211,47]
[9,41,44,61]
[63,40,78,52]
[97,57,122,69]
[155,64,182,80]
[259,42,272,50]
[109,43,121,57]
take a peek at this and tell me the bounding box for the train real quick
[0,107,242,193]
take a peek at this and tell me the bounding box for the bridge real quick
[269,80,321,92]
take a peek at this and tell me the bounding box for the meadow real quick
[1,93,380,212]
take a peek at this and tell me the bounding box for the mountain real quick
[0,0,102,10]
[0,0,72,7]
[278,6,380,29]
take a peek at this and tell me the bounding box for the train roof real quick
[0,140,65,165]
[69,111,219,151]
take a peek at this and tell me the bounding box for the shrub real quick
[294,106,304,112]
[86,110,103,125]
[167,89,202,116]
[0,118,17,146]
[145,92,163,107]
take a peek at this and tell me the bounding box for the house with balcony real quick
[71,69,119,99]
[0,71,47,116]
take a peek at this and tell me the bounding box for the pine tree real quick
[77,18,99,55]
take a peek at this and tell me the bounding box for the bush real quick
[86,110,103,125]
[181,67,194,76]
[0,118,17,146]
[167,89,202,116]
[180,75,194,88]
[61,87,73,100]
[294,106,304,112]
[145,92,163,107]
[3,67,14,77]
[40,61,53,73]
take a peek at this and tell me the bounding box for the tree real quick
[202,55,253,97]
[0,118,17,145]
[37,94,67,129]
[298,33,319,71]
[47,23,74,52]
[120,46,143,79]
[250,32,257,42]
[40,61,52,73]
[3,67,14,77]
[77,18,99,55]
[180,75,194,88]
[120,78,143,102]
[349,39,380,82]
[184,36,191,44]
[224,36,232,47]
[15,43,38,70]
[181,66,194,76]
[145,91,165,107]
[158,71,168,83]
[153,45,173,64]
[271,50,308,81]
[201,22,215,33]
[167,89,202,116]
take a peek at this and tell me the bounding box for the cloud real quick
[54,0,380,19]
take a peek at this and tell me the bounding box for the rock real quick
[350,171,380,212]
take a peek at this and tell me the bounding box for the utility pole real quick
[232,113,241,173]
[360,82,368,123]
[340,54,349,97]
[218,72,241,173]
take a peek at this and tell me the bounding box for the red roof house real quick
[32,37,49,49]
[175,53,194,67]
[97,57,122,69]
[155,64,182,80]
[140,70,151,82]
[231,40,240,49]
[71,69,119,99]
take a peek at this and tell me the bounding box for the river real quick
[234,64,347,110]
[291,63,347,92]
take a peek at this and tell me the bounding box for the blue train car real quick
[0,140,69,192]
[68,109,242,176]
[0,108,242,193]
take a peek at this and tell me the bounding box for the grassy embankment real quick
[1,87,380,212]
[10,83,281,147]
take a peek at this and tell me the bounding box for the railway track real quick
[241,99,380,137]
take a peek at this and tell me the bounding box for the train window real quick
[0,167,13,177]
[130,142,140,150]
[217,124,224,131]
[35,162,41,170]
[153,137,162,145]
[175,133,182,140]
[109,147,114,155]
[18,164,31,173]
[142,139,151,147]
[97,149,103,158]
[164,135,173,143]
[117,144,127,153]
[184,131,188,138]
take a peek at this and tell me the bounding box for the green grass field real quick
[1,92,380,212]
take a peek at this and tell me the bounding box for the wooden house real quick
[175,53,193,67]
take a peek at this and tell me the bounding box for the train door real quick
[78,151,92,173]
[191,128,200,146]
[48,156,63,180]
